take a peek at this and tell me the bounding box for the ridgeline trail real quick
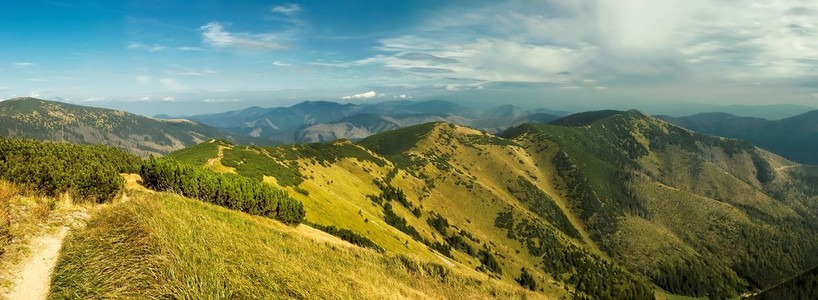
[4,227,68,300]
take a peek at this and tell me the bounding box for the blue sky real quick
[1,0,818,115]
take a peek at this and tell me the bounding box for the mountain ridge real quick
[659,110,818,164]
[0,97,254,156]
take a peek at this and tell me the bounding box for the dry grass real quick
[49,188,544,299]
[0,181,78,292]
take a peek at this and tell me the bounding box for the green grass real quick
[165,140,221,166]
[50,188,542,299]
[221,146,304,186]
[266,141,388,168]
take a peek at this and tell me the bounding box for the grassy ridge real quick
[50,189,542,299]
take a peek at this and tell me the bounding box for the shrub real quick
[140,157,304,225]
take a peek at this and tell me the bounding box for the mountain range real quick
[0,97,254,156]
[159,100,566,144]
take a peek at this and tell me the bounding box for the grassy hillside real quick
[168,112,818,298]
[0,97,251,156]
[507,111,818,296]
[50,185,541,299]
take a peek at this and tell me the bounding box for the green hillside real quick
[0,97,251,156]
[168,111,818,298]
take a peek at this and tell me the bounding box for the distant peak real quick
[7,96,43,102]
[550,110,625,126]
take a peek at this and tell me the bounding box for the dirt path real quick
[4,227,69,300]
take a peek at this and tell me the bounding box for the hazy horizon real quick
[3,0,818,116]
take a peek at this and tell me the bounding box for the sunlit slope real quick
[169,111,818,298]
[50,185,541,299]
[170,139,467,270]
[175,126,654,298]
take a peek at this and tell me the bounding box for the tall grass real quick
[50,189,541,299]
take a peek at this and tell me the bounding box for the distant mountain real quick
[639,103,816,120]
[294,113,473,143]
[550,109,624,126]
[0,97,251,156]
[168,100,568,143]
[659,110,818,164]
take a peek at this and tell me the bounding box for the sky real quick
[1,0,818,116]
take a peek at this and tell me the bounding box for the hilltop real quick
[168,110,818,298]
[0,97,251,156]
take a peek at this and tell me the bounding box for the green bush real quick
[516,268,537,291]
[0,137,141,203]
[140,157,304,225]
[308,222,384,252]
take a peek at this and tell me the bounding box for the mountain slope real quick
[168,112,818,298]
[507,111,818,295]
[50,180,541,299]
[0,97,249,156]
[659,110,818,164]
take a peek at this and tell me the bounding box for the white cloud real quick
[178,46,203,51]
[162,96,176,102]
[271,4,301,15]
[395,94,412,99]
[363,33,596,84]
[200,22,285,51]
[166,68,218,76]
[13,62,34,68]
[128,43,166,52]
[445,84,459,91]
[350,0,818,90]
[85,97,107,102]
[204,98,242,103]
[140,96,151,101]
[29,91,40,98]
[272,61,292,67]
[341,90,377,100]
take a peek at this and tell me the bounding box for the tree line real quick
[140,157,305,225]
[0,137,141,203]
